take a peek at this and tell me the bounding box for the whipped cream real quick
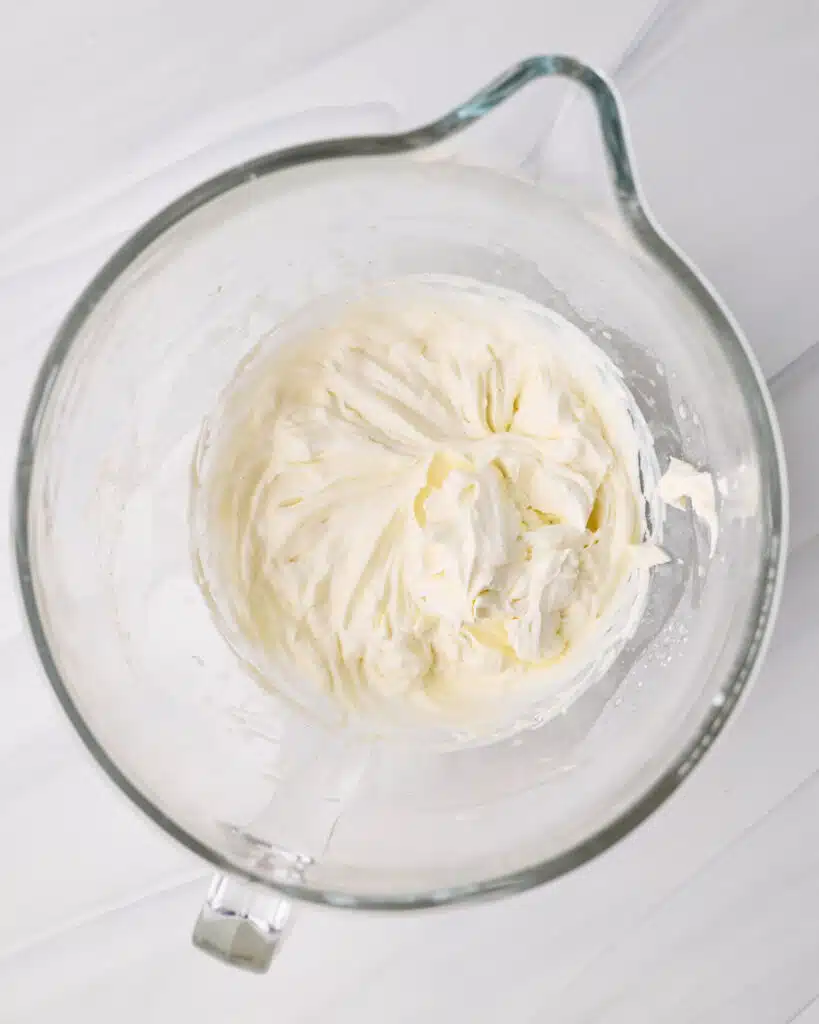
[657,456,718,556]
[192,280,661,731]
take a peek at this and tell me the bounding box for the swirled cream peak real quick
[192,281,658,730]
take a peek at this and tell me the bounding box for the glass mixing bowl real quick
[14,56,786,971]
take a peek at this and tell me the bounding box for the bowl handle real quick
[424,55,640,211]
[190,736,370,971]
[192,872,293,973]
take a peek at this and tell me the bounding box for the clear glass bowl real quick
[14,56,786,968]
